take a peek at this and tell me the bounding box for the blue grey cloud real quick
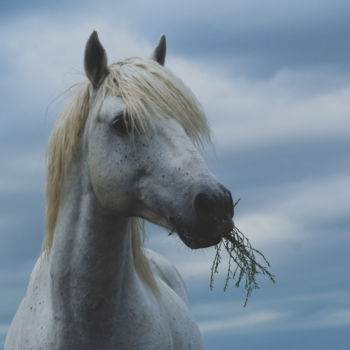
[3,0,350,79]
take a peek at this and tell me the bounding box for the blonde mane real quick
[43,57,210,292]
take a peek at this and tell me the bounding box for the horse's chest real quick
[112,287,204,350]
[112,296,173,349]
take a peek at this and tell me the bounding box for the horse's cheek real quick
[88,144,128,212]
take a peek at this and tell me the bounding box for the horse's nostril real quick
[194,188,234,220]
[194,193,215,217]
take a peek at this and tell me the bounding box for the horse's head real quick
[84,31,233,249]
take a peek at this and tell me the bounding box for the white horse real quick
[5,32,233,350]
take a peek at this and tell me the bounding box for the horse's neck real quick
[48,151,137,340]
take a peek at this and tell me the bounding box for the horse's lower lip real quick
[190,235,222,249]
[177,229,222,249]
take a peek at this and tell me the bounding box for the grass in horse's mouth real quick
[210,199,276,307]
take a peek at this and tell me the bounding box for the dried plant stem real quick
[210,200,275,307]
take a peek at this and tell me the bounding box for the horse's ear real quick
[84,31,108,88]
[150,35,166,66]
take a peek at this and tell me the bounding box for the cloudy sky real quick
[1,1,350,349]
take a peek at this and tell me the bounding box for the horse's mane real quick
[43,57,210,293]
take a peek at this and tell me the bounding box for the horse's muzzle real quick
[175,185,234,249]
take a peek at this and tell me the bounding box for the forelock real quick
[96,57,210,145]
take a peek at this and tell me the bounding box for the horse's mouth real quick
[174,219,234,249]
[178,230,222,248]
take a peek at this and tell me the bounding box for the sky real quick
[1,0,350,348]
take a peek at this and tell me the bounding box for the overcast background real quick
[1,1,350,349]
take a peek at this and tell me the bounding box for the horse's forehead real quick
[98,94,125,122]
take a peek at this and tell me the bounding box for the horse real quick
[5,31,234,350]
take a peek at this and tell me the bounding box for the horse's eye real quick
[112,113,129,135]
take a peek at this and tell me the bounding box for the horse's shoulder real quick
[144,248,189,304]
[5,255,51,349]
